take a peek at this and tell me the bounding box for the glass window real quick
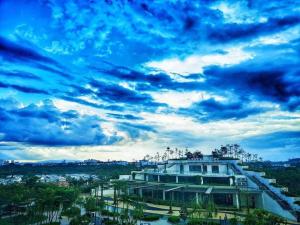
[189,165,202,172]
[212,165,219,173]
[203,165,207,173]
[180,164,184,174]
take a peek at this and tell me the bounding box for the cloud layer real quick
[0,0,299,160]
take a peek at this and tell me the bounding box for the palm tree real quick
[189,199,203,221]
[247,153,252,162]
[253,154,258,162]
[170,149,174,159]
[175,148,179,159]
[132,201,144,225]
[233,144,240,159]
[166,146,171,159]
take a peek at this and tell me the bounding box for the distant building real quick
[136,160,156,168]
[106,160,128,166]
[57,177,69,187]
[84,159,100,165]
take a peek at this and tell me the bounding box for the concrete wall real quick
[134,173,144,180]
[166,163,229,175]
[262,191,297,221]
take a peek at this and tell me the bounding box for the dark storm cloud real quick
[117,122,156,139]
[0,70,41,80]
[241,131,300,149]
[0,98,122,146]
[90,64,173,85]
[0,81,49,95]
[203,62,300,111]
[208,15,300,43]
[0,36,71,79]
[90,65,203,91]
[89,79,165,107]
[0,36,57,65]
[60,95,126,112]
[180,97,267,122]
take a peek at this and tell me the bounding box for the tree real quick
[244,209,284,225]
[185,151,193,159]
[61,206,80,223]
[188,199,203,221]
[132,202,144,225]
[193,151,203,159]
[84,197,97,215]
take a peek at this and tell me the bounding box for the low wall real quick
[262,191,296,221]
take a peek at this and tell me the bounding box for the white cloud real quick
[145,48,254,75]
[210,1,265,24]
[254,25,300,46]
[149,91,224,108]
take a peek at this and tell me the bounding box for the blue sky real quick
[0,0,299,161]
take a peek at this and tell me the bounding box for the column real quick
[196,192,199,204]
[158,175,160,182]
[235,193,240,209]
[230,177,233,186]
[163,190,166,201]
[176,176,179,183]
[139,188,143,198]
[201,177,204,185]
[146,175,149,181]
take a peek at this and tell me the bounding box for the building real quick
[119,155,300,222]
[135,159,156,168]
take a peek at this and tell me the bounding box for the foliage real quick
[132,203,144,220]
[188,200,203,220]
[141,214,160,221]
[0,182,80,225]
[187,218,219,225]
[281,191,297,197]
[102,209,119,217]
[84,197,97,213]
[0,164,138,179]
[69,214,91,225]
[103,219,120,225]
[61,206,81,218]
[168,215,180,224]
[0,214,46,225]
[229,217,238,225]
[294,200,300,205]
[244,209,284,225]
[249,165,300,196]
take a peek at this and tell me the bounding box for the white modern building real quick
[121,155,300,222]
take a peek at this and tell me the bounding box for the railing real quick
[230,163,243,175]
[250,175,292,211]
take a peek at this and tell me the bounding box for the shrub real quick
[270,183,282,188]
[281,191,297,197]
[104,219,120,225]
[294,200,300,205]
[229,218,238,225]
[141,214,160,221]
[168,216,180,224]
[188,218,218,225]
[102,209,119,217]
[61,206,81,218]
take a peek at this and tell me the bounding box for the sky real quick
[0,0,300,161]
